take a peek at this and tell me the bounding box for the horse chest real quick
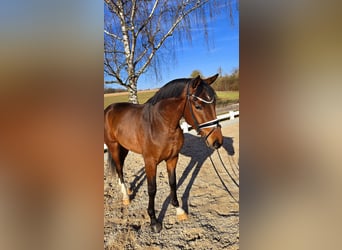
[160,131,183,159]
[166,140,181,155]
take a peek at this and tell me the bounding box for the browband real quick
[188,94,215,104]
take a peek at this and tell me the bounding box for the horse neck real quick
[152,97,186,130]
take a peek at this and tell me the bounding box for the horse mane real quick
[146,77,217,105]
[146,78,189,105]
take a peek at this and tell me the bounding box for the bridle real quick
[185,82,221,142]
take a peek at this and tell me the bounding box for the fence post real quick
[181,121,189,133]
[229,111,235,120]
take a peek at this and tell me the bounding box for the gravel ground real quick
[104,119,239,250]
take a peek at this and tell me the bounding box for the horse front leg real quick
[166,156,188,221]
[145,161,162,233]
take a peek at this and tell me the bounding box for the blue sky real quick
[105,5,239,90]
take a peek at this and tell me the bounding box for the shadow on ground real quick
[157,133,236,222]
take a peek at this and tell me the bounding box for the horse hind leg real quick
[108,143,131,205]
[106,150,115,182]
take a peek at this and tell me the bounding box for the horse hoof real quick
[177,212,189,221]
[122,199,130,205]
[151,222,162,233]
[176,207,188,221]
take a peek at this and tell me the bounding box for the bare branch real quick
[137,0,159,35]
[130,0,137,26]
[104,29,123,41]
[104,80,119,84]
[104,0,236,103]
[104,0,120,15]
[134,47,148,66]
[136,1,209,76]
[104,79,133,92]
[104,49,125,54]
[104,56,126,87]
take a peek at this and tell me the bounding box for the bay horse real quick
[104,74,223,232]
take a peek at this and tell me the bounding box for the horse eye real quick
[195,103,202,110]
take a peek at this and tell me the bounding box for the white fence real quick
[104,110,239,151]
[180,110,239,133]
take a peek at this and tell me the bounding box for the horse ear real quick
[203,74,219,85]
[191,75,202,89]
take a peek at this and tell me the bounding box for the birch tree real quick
[104,0,237,103]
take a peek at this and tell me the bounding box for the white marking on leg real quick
[176,207,188,220]
[118,179,129,200]
[176,207,185,216]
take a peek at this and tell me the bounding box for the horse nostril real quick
[213,140,222,149]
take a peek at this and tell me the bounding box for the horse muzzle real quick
[205,130,223,149]
[212,139,222,149]
[199,120,223,149]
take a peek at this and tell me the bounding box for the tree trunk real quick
[105,0,237,102]
[128,78,139,104]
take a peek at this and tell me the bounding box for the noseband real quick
[185,82,221,141]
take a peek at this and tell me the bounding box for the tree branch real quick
[104,0,236,101]
[104,0,120,15]
[134,46,148,66]
[137,2,207,76]
[137,0,159,35]
[104,56,126,87]
[104,29,123,41]
[130,0,137,26]
[104,49,125,54]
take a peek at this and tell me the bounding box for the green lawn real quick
[104,90,239,109]
[104,91,156,108]
[216,91,239,100]
[216,91,239,106]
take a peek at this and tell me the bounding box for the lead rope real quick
[185,82,239,201]
[207,147,239,203]
[216,149,239,187]
[227,152,239,177]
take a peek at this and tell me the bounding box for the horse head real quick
[183,74,223,149]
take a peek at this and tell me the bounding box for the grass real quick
[216,91,239,106]
[104,90,239,109]
[104,91,156,108]
[216,91,239,100]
